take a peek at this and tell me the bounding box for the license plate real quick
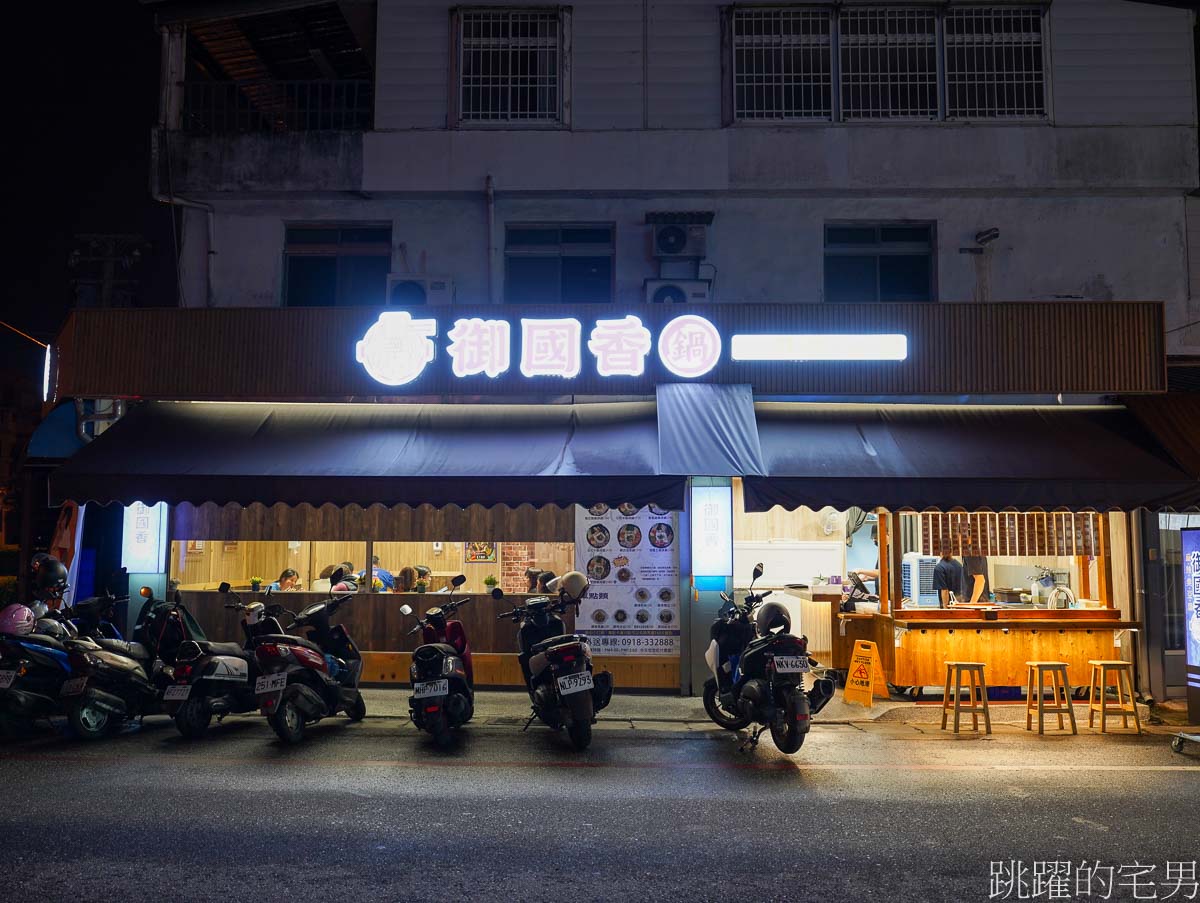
[60,676,87,697]
[412,679,448,700]
[163,684,191,701]
[773,655,811,674]
[255,673,288,695]
[557,671,594,696]
[0,670,16,689]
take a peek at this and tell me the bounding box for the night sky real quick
[5,1,176,384]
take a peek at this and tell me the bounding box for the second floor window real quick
[729,6,1047,123]
[457,9,564,125]
[283,225,391,307]
[505,224,614,304]
[824,223,936,303]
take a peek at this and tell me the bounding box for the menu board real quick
[574,503,680,657]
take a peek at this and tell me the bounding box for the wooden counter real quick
[177,591,679,690]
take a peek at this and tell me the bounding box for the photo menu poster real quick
[574,503,681,657]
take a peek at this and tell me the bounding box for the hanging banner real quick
[574,503,680,656]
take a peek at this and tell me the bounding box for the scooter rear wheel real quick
[174,697,212,739]
[769,687,808,755]
[567,720,592,750]
[68,699,118,742]
[703,679,752,731]
[345,691,366,722]
[270,695,305,744]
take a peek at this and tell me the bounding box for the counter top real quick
[892,618,1140,631]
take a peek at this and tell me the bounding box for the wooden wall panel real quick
[732,479,847,542]
[55,303,1166,402]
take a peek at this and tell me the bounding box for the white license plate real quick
[412,679,448,700]
[163,684,192,701]
[557,671,594,696]
[773,656,811,674]
[60,676,87,697]
[255,673,288,695]
[0,670,16,689]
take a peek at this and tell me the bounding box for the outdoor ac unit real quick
[902,553,942,608]
[651,223,707,259]
[386,274,454,306]
[644,278,712,304]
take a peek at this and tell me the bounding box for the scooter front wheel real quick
[174,697,212,739]
[703,679,752,731]
[345,691,366,722]
[68,699,117,742]
[270,695,305,744]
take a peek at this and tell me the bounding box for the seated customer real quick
[933,553,964,607]
[269,568,300,592]
[359,555,395,591]
[394,566,418,593]
[332,562,359,593]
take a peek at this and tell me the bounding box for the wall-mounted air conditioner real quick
[645,211,714,260]
[644,278,712,304]
[386,274,454,306]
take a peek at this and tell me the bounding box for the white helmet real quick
[550,571,590,602]
[754,600,791,637]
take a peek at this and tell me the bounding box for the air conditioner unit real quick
[902,553,942,608]
[386,274,454,306]
[651,223,707,259]
[644,278,712,304]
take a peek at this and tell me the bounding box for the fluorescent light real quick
[731,334,908,362]
[42,345,51,402]
[692,485,733,577]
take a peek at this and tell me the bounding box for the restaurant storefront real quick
[41,302,1200,694]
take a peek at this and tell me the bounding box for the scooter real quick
[702,563,835,754]
[253,568,366,744]
[164,583,287,738]
[0,605,100,727]
[496,571,613,750]
[400,574,495,746]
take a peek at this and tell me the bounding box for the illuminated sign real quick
[355,311,908,385]
[1184,529,1200,678]
[121,501,167,573]
[731,333,908,362]
[692,485,733,577]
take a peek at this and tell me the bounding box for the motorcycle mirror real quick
[398,604,414,616]
[752,563,764,581]
[491,587,505,601]
[218,581,231,594]
[451,574,467,588]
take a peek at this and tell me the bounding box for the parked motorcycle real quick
[702,563,834,754]
[400,574,497,746]
[496,571,613,750]
[61,586,203,740]
[253,568,366,744]
[0,603,100,727]
[164,584,288,738]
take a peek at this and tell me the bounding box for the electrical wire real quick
[0,318,48,348]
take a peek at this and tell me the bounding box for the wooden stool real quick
[1086,660,1142,734]
[1024,662,1077,735]
[941,662,992,734]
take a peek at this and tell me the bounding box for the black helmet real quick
[754,600,791,637]
[33,556,68,600]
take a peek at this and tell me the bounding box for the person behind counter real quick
[933,553,965,607]
[269,568,300,592]
[962,555,991,605]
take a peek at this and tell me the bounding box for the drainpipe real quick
[486,174,496,303]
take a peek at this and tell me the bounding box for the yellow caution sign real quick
[842,640,888,707]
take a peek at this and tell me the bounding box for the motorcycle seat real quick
[96,638,150,660]
[197,640,248,658]
[529,634,587,656]
[252,633,323,654]
[17,633,67,651]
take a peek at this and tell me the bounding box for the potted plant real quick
[414,580,428,594]
[484,574,498,590]
[249,576,263,592]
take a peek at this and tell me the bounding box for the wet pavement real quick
[1,693,1197,902]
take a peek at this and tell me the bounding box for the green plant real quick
[249,576,264,588]
[414,581,428,594]
[483,574,498,587]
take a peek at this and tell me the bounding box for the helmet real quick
[553,571,590,602]
[32,556,68,601]
[0,603,36,636]
[754,600,791,637]
[35,617,71,640]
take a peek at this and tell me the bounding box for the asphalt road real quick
[1,714,1197,903]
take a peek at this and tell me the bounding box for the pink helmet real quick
[0,603,36,636]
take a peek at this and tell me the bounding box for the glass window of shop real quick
[169,541,368,592]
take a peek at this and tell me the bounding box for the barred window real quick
[732,8,833,121]
[459,9,561,123]
[840,7,939,120]
[945,7,1046,119]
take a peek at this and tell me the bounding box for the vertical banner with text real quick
[575,504,680,656]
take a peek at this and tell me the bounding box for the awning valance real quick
[50,401,687,510]
[742,403,1200,513]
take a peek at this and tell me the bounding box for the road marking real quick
[1071,817,1110,832]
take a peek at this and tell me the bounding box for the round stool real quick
[1024,662,1077,735]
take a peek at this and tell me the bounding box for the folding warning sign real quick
[842,640,889,707]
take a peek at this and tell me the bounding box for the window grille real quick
[840,7,939,120]
[945,7,1046,119]
[459,9,561,123]
[732,8,833,121]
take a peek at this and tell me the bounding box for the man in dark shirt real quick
[932,554,964,607]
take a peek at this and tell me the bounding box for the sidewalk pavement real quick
[362,688,1194,737]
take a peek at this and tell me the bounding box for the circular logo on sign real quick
[355,312,438,387]
[657,314,721,378]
